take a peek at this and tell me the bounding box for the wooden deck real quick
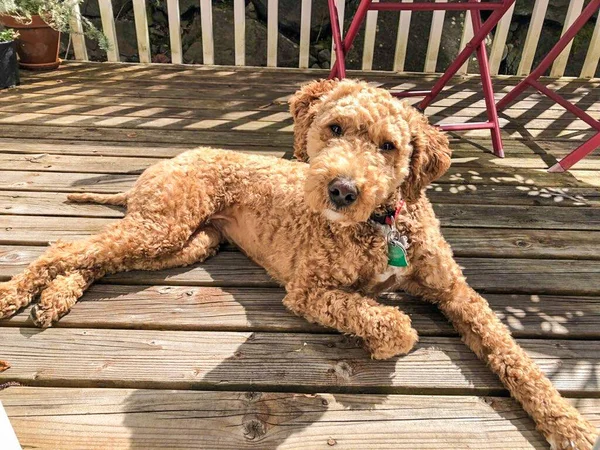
[0,62,599,449]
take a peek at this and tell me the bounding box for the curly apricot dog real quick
[0,79,597,448]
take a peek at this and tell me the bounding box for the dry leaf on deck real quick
[0,360,10,372]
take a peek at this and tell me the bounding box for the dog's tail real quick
[67,192,129,206]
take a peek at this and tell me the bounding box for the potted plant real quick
[0,27,19,87]
[0,0,108,70]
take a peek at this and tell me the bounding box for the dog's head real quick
[289,79,451,224]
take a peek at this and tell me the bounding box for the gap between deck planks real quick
[2,285,599,340]
[0,162,600,188]
[3,148,600,171]
[1,245,600,295]
[1,187,598,212]
[2,197,600,228]
[0,327,599,396]
[5,387,597,450]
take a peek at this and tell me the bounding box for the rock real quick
[152,10,168,27]
[183,6,300,67]
[183,41,204,64]
[502,18,598,77]
[514,0,598,25]
[81,17,138,62]
[115,18,139,61]
[311,63,320,69]
[317,48,330,63]
[80,0,132,18]
[321,61,329,69]
[250,0,332,39]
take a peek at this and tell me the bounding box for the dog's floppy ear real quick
[289,79,338,161]
[401,109,452,201]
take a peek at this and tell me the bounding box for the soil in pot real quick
[0,15,60,70]
[0,39,20,88]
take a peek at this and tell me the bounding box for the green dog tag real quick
[388,242,409,267]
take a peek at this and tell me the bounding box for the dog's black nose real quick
[328,178,359,208]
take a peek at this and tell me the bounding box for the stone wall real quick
[61,0,599,77]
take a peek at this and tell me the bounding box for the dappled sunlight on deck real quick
[0,63,598,449]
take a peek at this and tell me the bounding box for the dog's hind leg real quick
[29,226,223,327]
[402,232,598,449]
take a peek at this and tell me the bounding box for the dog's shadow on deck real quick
[110,268,556,448]
[111,275,401,449]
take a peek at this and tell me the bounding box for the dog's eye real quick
[380,142,395,151]
[329,124,343,136]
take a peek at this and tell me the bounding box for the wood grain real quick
[1,246,600,295]
[0,327,599,395]
[8,387,596,449]
[2,214,599,259]
[1,187,598,219]
[3,285,600,339]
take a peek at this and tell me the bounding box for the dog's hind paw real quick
[546,417,598,450]
[30,273,88,328]
[30,304,60,328]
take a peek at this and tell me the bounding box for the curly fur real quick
[0,79,596,449]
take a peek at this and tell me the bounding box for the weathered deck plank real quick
[7,387,596,450]
[3,285,600,339]
[3,214,600,260]
[0,328,598,395]
[1,188,598,217]
[1,62,599,447]
[2,245,600,295]
[2,150,600,172]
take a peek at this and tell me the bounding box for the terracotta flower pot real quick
[0,14,61,70]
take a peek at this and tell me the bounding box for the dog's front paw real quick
[363,306,419,359]
[0,281,28,320]
[546,416,598,450]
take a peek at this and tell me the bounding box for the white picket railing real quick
[71,0,600,78]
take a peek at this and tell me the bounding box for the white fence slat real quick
[518,0,549,76]
[267,0,278,67]
[393,0,413,72]
[488,1,515,75]
[299,0,312,68]
[550,0,585,77]
[362,0,379,70]
[98,0,119,62]
[234,0,246,66]
[457,10,473,75]
[424,0,446,73]
[200,0,214,65]
[581,14,600,78]
[330,0,345,68]
[167,0,182,64]
[132,0,151,63]
[69,3,88,61]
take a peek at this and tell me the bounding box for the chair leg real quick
[328,0,372,79]
[548,132,600,172]
[328,0,347,79]
[418,0,517,111]
[471,2,504,157]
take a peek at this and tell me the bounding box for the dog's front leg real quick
[401,234,597,449]
[284,279,418,359]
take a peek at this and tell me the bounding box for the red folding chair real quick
[496,0,600,172]
[328,0,517,158]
